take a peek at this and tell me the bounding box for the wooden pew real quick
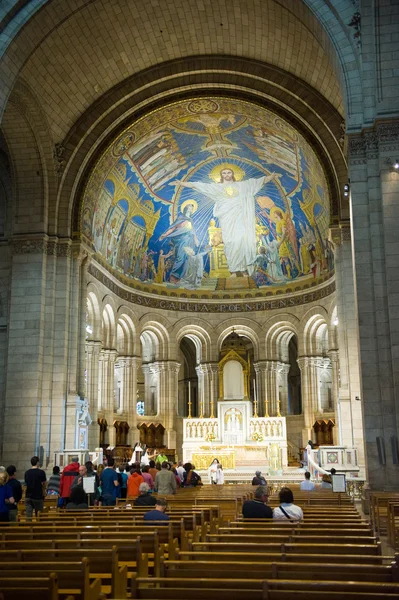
[0,559,102,600]
[177,549,394,565]
[190,540,383,556]
[0,572,59,600]
[0,546,130,593]
[160,556,399,582]
[370,492,399,536]
[129,575,399,599]
[206,532,379,546]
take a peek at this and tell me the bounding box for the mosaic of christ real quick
[81,97,333,296]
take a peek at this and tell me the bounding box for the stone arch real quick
[139,316,171,361]
[1,81,58,235]
[116,306,139,356]
[116,313,137,356]
[86,285,102,341]
[265,320,299,361]
[173,319,214,364]
[101,303,116,350]
[302,311,329,356]
[215,319,261,361]
[329,306,339,351]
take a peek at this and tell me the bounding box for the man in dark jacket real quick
[6,465,22,522]
[242,485,273,519]
[133,482,157,506]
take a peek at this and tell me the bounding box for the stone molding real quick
[88,263,335,314]
[348,122,399,162]
[12,236,72,257]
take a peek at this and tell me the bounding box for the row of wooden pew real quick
[1,486,398,599]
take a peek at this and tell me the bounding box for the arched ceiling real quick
[2,0,344,143]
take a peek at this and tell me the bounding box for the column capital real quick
[327,350,339,363]
[101,349,118,363]
[201,362,219,374]
[150,360,180,374]
[276,362,290,375]
[117,355,142,368]
[85,340,102,355]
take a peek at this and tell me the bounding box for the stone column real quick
[153,361,180,449]
[277,362,290,416]
[254,361,267,417]
[99,349,117,446]
[332,224,364,470]
[200,362,219,417]
[265,360,278,416]
[328,350,340,443]
[85,340,101,448]
[297,357,314,445]
[195,364,206,417]
[141,363,154,416]
[118,356,141,445]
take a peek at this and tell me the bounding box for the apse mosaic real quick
[81,97,334,297]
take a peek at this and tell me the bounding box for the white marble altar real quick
[183,399,288,471]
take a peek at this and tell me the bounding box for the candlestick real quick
[253,378,258,417]
[210,376,215,418]
[264,398,269,418]
[199,382,204,418]
[276,397,281,417]
[187,380,192,418]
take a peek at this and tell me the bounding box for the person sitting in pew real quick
[300,471,315,491]
[242,485,272,519]
[134,482,157,506]
[66,484,88,510]
[320,473,333,489]
[143,497,170,522]
[273,486,303,521]
[251,470,267,486]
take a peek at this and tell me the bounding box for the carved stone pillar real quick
[277,362,290,416]
[265,360,278,416]
[85,340,101,448]
[153,361,180,449]
[195,364,206,417]
[254,361,267,417]
[297,356,313,445]
[199,363,219,417]
[142,363,156,416]
[118,356,141,445]
[99,349,118,446]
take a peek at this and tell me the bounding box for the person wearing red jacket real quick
[59,461,80,505]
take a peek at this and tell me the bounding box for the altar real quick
[183,399,288,472]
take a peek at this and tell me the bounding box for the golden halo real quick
[180,199,198,213]
[270,206,286,221]
[209,163,245,183]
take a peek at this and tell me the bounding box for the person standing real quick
[215,463,224,485]
[100,457,119,506]
[5,466,22,522]
[155,450,168,465]
[208,458,220,484]
[127,464,144,497]
[0,471,15,523]
[47,466,61,495]
[24,456,46,520]
[155,462,177,495]
[59,460,80,506]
